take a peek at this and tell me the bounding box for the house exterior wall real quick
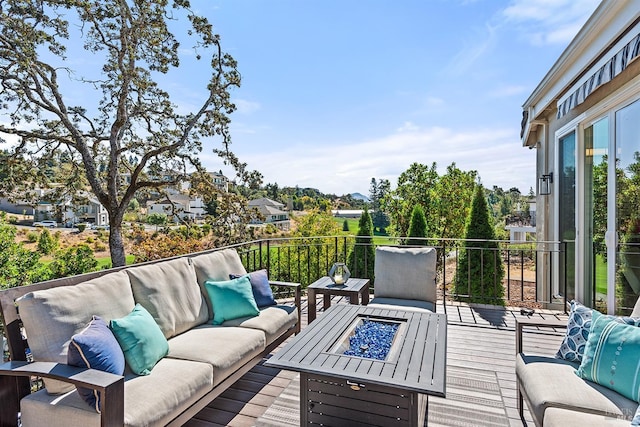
[522,0,640,314]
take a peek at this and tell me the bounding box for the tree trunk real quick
[109,225,126,267]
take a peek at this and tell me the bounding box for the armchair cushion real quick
[373,246,437,302]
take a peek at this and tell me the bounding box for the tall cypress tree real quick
[407,204,427,246]
[453,186,505,305]
[348,209,375,278]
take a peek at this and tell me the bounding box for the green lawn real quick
[595,254,607,296]
[96,254,136,269]
[332,217,392,246]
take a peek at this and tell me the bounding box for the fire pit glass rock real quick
[336,316,403,361]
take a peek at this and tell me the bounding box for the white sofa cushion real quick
[125,258,209,339]
[191,249,248,318]
[223,305,298,345]
[20,357,213,427]
[167,325,265,386]
[373,246,437,302]
[16,271,135,394]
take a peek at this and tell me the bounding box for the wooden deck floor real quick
[184,297,567,427]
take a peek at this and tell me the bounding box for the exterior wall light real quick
[539,172,553,196]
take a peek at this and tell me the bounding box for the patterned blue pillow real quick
[68,316,125,412]
[556,300,640,362]
[556,301,593,362]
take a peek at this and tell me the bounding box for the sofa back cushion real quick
[16,271,135,394]
[191,249,248,318]
[125,257,208,339]
[373,246,437,302]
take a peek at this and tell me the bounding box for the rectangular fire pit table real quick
[265,304,447,426]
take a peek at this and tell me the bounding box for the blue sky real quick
[183,0,601,196]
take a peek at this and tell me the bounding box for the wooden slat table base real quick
[300,372,427,426]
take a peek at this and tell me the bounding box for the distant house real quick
[248,198,290,231]
[147,194,206,221]
[62,193,109,226]
[22,190,110,226]
[209,171,229,193]
[331,209,363,218]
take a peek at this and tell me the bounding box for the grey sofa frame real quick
[0,250,301,427]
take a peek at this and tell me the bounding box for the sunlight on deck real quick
[185,297,566,427]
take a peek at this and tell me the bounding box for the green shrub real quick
[37,229,58,255]
[453,186,505,305]
[26,231,39,243]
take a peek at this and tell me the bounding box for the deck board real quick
[187,297,566,426]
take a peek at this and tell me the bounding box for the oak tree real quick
[0,0,244,266]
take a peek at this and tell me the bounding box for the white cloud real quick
[447,23,498,75]
[501,0,601,46]
[216,126,536,195]
[234,99,261,115]
[397,121,420,132]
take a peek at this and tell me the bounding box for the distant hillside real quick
[350,192,370,202]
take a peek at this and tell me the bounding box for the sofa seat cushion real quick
[167,325,266,386]
[543,407,631,427]
[516,354,637,422]
[125,258,209,339]
[20,357,213,427]
[223,305,298,345]
[16,271,135,394]
[368,297,435,313]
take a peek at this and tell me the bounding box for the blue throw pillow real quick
[575,310,640,401]
[67,316,125,413]
[109,304,169,376]
[556,300,640,362]
[230,269,277,308]
[204,276,260,325]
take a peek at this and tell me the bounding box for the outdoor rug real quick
[255,365,509,427]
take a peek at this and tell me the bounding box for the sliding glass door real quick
[558,132,576,302]
[614,100,640,314]
[583,118,608,310]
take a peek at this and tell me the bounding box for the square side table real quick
[307,276,370,323]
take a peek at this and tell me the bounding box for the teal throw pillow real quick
[204,276,260,325]
[109,304,169,375]
[575,310,640,401]
[556,300,640,362]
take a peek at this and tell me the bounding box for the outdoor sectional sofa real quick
[516,298,640,426]
[0,248,301,427]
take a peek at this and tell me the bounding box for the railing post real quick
[258,240,263,270]
[266,240,271,274]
